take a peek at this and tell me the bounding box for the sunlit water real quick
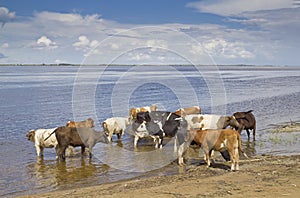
[0,65,299,197]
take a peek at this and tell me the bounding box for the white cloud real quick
[33,11,103,25]
[202,38,254,59]
[0,7,15,27]
[35,36,57,49]
[73,35,99,52]
[187,0,295,16]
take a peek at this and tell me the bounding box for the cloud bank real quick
[0,4,299,65]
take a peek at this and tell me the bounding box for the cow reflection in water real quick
[28,158,110,188]
[243,140,256,157]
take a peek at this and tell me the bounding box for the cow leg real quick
[246,129,250,141]
[117,133,121,140]
[35,144,41,157]
[58,146,67,161]
[55,145,59,159]
[81,146,86,156]
[158,132,164,149]
[158,137,163,149]
[88,146,93,158]
[134,135,139,148]
[253,127,256,141]
[109,132,113,143]
[36,145,44,158]
[178,142,187,166]
[229,139,239,171]
[205,151,211,167]
[235,150,240,171]
[173,135,178,153]
[208,149,214,165]
[152,136,161,149]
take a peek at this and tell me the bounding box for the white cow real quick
[102,117,131,142]
[184,114,240,130]
[26,128,73,158]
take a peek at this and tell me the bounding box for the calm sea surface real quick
[0,65,299,197]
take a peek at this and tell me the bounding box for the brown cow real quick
[173,106,201,117]
[129,104,157,121]
[53,126,108,161]
[179,129,247,171]
[66,118,95,128]
[233,110,256,141]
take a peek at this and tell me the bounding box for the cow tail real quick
[44,130,55,142]
[246,110,254,114]
[237,133,248,159]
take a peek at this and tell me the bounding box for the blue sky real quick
[0,0,299,65]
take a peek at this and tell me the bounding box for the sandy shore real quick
[19,154,299,198]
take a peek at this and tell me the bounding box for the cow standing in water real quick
[233,110,256,141]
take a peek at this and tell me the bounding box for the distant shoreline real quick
[0,63,295,67]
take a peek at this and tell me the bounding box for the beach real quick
[19,154,299,198]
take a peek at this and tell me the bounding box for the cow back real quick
[55,126,84,147]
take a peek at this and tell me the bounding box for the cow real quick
[50,126,108,161]
[26,128,74,159]
[102,117,131,142]
[179,129,247,171]
[66,118,95,128]
[129,104,157,121]
[233,110,256,141]
[184,114,240,131]
[173,106,201,117]
[179,114,240,163]
[132,111,188,151]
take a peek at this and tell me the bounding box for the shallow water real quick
[0,65,299,197]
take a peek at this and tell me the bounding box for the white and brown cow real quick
[129,104,157,121]
[102,117,131,142]
[66,118,95,128]
[185,114,240,130]
[179,129,247,171]
[173,106,201,117]
[26,128,74,159]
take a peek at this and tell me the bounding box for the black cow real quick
[233,110,256,141]
[132,111,188,149]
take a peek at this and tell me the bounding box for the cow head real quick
[66,121,76,127]
[223,116,240,129]
[26,130,35,142]
[150,104,157,111]
[129,108,137,121]
[87,118,95,127]
[136,111,151,123]
[174,108,187,117]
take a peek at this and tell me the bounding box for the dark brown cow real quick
[53,126,108,161]
[233,110,256,141]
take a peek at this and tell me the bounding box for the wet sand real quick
[19,154,300,198]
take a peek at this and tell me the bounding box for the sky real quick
[0,0,299,65]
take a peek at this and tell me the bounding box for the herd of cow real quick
[26,104,256,171]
